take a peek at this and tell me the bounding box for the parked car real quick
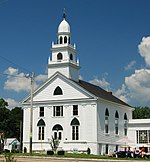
[114,151,133,158]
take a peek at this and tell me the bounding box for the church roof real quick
[74,80,131,107]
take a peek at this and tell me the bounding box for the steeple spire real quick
[63,8,66,19]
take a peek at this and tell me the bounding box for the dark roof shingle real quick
[74,80,131,107]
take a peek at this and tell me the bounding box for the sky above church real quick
[0,0,150,108]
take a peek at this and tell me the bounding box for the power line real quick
[0,72,30,79]
[0,55,32,74]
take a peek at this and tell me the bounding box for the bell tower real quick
[47,13,80,82]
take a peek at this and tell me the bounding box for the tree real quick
[48,136,60,153]
[133,106,150,119]
[0,99,10,137]
[0,98,23,140]
[8,107,23,139]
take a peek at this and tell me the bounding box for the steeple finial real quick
[63,8,66,19]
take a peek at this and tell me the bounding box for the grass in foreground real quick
[1,152,150,161]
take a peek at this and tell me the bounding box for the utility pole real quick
[29,72,34,155]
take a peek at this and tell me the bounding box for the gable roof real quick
[74,80,131,107]
[22,72,131,107]
[5,138,20,146]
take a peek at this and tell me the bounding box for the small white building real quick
[22,13,134,155]
[4,138,20,152]
[128,119,150,152]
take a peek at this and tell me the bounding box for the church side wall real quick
[97,101,132,155]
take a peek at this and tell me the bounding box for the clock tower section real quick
[48,14,80,82]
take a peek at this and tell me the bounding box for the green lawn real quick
[1,152,150,161]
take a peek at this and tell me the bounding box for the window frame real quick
[39,107,44,117]
[71,118,80,140]
[115,111,119,135]
[73,105,78,116]
[53,106,63,117]
[38,126,44,140]
[105,108,109,134]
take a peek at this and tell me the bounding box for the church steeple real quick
[47,13,80,81]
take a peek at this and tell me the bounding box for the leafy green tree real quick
[133,106,150,119]
[0,98,23,140]
[0,98,10,137]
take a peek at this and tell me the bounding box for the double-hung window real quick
[73,105,78,116]
[53,106,63,117]
[39,107,44,117]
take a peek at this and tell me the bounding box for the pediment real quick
[22,72,96,104]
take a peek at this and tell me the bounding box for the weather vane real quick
[63,8,66,19]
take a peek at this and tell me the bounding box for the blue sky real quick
[0,0,150,108]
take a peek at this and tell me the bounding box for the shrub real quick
[47,150,54,155]
[11,149,19,153]
[24,147,27,153]
[57,150,65,155]
[4,153,17,162]
[4,149,10,153]
[87,147,91,155]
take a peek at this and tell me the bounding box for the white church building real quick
[22,14,134,155]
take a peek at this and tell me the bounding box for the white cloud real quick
[114,84,128,103]
[5,98,22,109]
[89,77,110,90]
[35,74,47,82]
[4,67,47,93]
[125,69,150,105]
[138,36,150,66]
[4,67,31,92]
[124,60,136,70]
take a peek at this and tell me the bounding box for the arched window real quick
[57,53,63,60]
[53,86,63,95]
[52,124,63,131]
[105,108,109,134]
[60,36,63,44]
[124,113,128,136]
[37,119,45,126]
[37,119,45,140]
[124,113,127,120]
[52,124,63,140]
[105,108,109,116]
[64,36,67,43]
[115,111,119,118]
[70,118,80,140]
[70,54,73,61]
[115,111,119,135]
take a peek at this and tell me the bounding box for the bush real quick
[47,150,54,155]
[57,150,65,155]
[4,153,17,162]
[24,147,27,153]
[87,147,91,155]
[4,149,10,153]
[11,149,19,153]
